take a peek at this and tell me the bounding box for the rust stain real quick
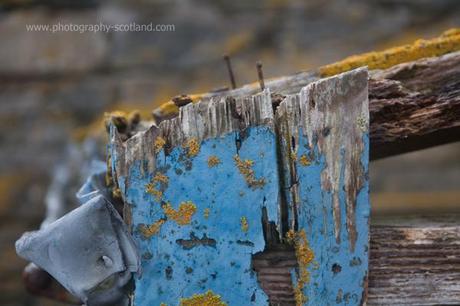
[180,290,227,306]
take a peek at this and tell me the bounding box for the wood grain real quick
[152,51,460,161]
[369,52,460,160]
[252,216,460,305]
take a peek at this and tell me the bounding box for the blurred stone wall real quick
[0,1,459,305]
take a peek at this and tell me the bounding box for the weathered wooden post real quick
[276,68,369,305]
[109,68,369,305]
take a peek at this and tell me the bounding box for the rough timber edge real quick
[152,28,460,122]
[110,89,275,182]
[275,67,369,250]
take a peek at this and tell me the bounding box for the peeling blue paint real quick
[289,132,369,305]
[116,126,281,305]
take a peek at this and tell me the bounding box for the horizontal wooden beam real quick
[369,52,460,160]
[252,215,460,305]
[151,51,460,161]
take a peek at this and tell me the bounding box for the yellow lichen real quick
[290,151,297,162]
[153,172,169,184]
[112,187,122,199]
[149,28,460,124]
[240,216,249,232]
[319,28,460,77]
[180,290,227,306]
[184,138,200,157]
[204,208,210,219]
[139,200,196,238]
[163,201,197,225]
[154,136,166,154]
[138,219,166,238]
[104,111,128,131]
[146,172,169,201]
[145,182,163,201]
[286,230,315,306]
[154,101,179,119]
[299,154,311,167]
[207,156,221,168]
[233,155,266,189]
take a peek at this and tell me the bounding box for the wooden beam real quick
[369,52,460,160]
[151,51,460,161]
[252,215,460,305]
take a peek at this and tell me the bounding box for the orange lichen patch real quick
[163,201,197,226]
[153,172,169,184]
[240,216,249,232]
[145,182,163,201]
[138,219,166,238]
[154,94,205,120]
[233,155,266,189]
[286,229,315,306]
[204,208,210,219]
[290,151,298,162]
[319,28,460,77]
[154,136,166,154]
[146,172,169,201]
[72,102,152,142]
[299,154,311,167]
[207,156,221,168]
[139,200,196,238]
[180,290,227,306]
[184,138,200,157]
[155,101,179,118]
[112,187,122,199]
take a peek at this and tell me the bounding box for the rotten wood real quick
[152,51,460,160]
[252,215,460,306]
[369,52,460,160]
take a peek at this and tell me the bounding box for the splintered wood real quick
[109,69,369,305]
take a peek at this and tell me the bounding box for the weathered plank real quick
[111,91,283,305]
[275,68,370,305]
[109,68,370,305]
[253,216,460,306]
[369,52,460,159]
[151,51,460,161]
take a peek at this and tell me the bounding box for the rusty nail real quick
[256,61,265,91]
[223,54,237,89]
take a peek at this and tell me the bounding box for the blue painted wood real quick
[109,68,369,305]
[276,68,369,305]
[110,92,282,305]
